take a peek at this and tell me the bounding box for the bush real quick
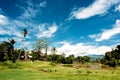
[106,58,117,67]
[87,71,92,75]
[62,64,73,67]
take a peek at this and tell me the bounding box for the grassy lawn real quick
[0,61,120,80]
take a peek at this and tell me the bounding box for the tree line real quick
[0,28,120,67]
[0,39,91,64]
[0,28,92,64]
[0,35,119,67]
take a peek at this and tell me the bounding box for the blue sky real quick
[0,0,120,56]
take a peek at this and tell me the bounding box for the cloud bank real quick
[57,41,111,56]
[70,0,120,19]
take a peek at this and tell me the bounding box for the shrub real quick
[62,64,73,67]
[87,71,92,75]
[107,58,117,67]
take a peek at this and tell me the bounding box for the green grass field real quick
[0,61,120,80]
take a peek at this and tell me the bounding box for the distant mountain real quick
[88,54,104,59]
[87,54,104,61]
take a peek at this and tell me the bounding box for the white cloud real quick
[69,0,120,19]
[0,27,8,35]
[22,7,37,19]
[0,0,48,42]
[57,41,71,45]
[96,19,120,41]
[57,41,111,56]
[0,13,33,43]
[115,4,120,12]
[0,14,8,25]
[39,1,47,7]
[13,20,26,28]
[0,13,26,38]
[14,40,32,50]
[0,26,23,38]
[18,0,47,19]
[89,34,98,39]
[37,23,58,38]
[19,3,38,19]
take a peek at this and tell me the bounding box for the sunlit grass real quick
[0,61,120,80]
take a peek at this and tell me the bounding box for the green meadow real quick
[0,61,120,80]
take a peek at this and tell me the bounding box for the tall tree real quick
[18,28,28,60]
[9,39,16,63]
[35,38,49,54]
[101,45,120,67]
[51,47,57,55]
[35,39,43,53]
[23,28,28,38]
[23,28,28,60]
[0,42,7,62]
[42,38,49,56]
[0,39,16,63]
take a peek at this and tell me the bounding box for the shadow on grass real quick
[0,61,23,69]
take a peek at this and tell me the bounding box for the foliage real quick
[47,53,91,64]
[75,56,91,64]
[0,39,16,63]
[34,38,49,54]
[51,47,57,55]
[101,45,120,67]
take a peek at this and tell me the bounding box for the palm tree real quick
[23,28,28,60]
[9,39,16,45]
[23,28,28,38]
[18,28,28,60]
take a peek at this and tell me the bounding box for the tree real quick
[0,42,8,62]
[40,38,49,56]
[67,54,75,64]
[43,38,49,56]
[105,52,112,61]
[101,45,120,67]
[116,45,120,51]
[51,47,57,55]
[0,39,16,63]
[100,57,106,64]
[83,56,90,62]
[76,56,84,63]
[35,39,43,53]
[115,45,120,61]
[9,39,16,63]
[31,38,49,60]
[23,28,28,38]
[22,28,28,60]
[108,58,117,67]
